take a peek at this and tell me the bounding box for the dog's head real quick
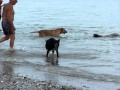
[54,39,60,49]
[59,28,67,34]
[93,34,102,37]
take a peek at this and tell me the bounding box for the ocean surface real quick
[0,0,120,90]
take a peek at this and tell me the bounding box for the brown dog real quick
[31,28,67,37]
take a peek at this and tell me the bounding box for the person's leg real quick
[0,35,10,43]
[9,34,15,49]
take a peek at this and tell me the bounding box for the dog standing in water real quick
[45,38,60,57]
[93,33,120,38]
[31,28,67,37]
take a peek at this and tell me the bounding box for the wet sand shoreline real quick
[0,74,81,90]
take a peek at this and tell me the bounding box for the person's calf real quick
[0,36,9,43]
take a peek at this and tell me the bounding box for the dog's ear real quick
[62,28,65,31]
[58,39,60,42]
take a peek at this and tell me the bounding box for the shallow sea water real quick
[0,0,120,90]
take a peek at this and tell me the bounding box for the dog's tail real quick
[30,31,40,33]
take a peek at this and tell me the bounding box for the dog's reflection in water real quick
[45,54,59,65]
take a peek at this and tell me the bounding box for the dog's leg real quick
[46,50,50,57]
[39,33,41,37]
[52,50,54,54]
[56,50,59,57]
